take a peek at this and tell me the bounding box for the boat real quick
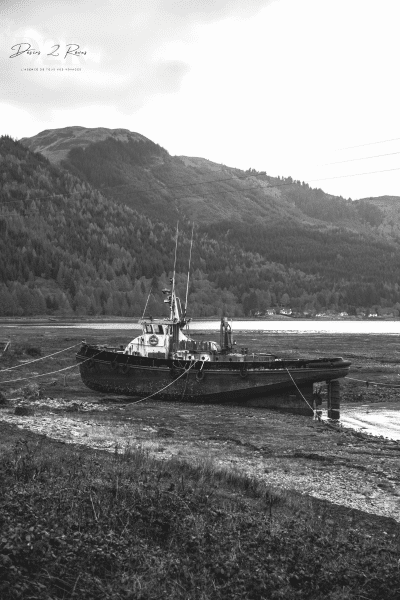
[76,284,351,413]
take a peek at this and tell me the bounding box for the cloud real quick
[0,0,274,118]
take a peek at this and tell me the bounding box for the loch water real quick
[30,318,400,335]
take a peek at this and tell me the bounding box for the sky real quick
[1,0,400,200]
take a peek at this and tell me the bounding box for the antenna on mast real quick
[185,223,194,316]
[171,222,179,320]
[141,287,152,318]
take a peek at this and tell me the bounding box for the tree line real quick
[1,135,400,318]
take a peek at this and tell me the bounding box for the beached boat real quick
[76,286,351,411]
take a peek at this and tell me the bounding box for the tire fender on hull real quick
[196,370,205,382]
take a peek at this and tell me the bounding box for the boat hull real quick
[76,345,351,410]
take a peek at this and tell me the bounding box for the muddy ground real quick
[1,323,400,524]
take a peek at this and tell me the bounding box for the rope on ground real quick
[125,359,201,407]
[346,376,400,388]
[0,351,101,385]
[0,343,81,372]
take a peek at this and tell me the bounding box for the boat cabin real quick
[123,285,243,363]
[123,315,247,363]
[124,317,200,359]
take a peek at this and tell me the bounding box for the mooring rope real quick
[180,357,196,401]
[284,367,315,414]
[346,376,400,389]
[284,368,343,430]
[0,343,80,372]
[125,358,202,407]
[0,351,101,385]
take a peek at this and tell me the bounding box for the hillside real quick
[20,127,398,234]
[1,131,400,317]
[355,196,400,237]
[20,126,152,165]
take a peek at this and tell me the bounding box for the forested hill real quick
[20,126,400,233]
[2,131,400,317]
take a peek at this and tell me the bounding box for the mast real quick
[171,222,179,321]
[141,287,152,319]
[184,223,194,317]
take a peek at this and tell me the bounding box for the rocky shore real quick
[1,393,399,524]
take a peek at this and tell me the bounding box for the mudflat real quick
[1,323,400,521]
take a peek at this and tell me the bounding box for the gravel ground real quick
[1,394,399,524]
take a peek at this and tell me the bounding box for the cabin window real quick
[145,324,153,334]
[156,325,164,334]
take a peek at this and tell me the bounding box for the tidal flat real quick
[1,324,400,598]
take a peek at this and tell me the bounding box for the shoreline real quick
[1,322,400,526]
[1,396,399,523]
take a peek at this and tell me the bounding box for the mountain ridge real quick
[20,126,400,235]
[20,126,152,164]
[1,129,399,317]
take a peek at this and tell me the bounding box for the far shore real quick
[1,315,400,329]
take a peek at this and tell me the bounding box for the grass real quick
[0,422,399,600]
[1,324,400,598]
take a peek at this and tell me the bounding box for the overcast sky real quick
[1,0,400,199]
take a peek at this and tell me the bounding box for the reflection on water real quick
[339,402,400,441]
[190,320,400,334]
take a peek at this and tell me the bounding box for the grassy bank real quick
[1,422,399,600]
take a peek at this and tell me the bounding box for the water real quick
[340,402,400,441]
[11,318,400,334]
[191,320,400,334]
